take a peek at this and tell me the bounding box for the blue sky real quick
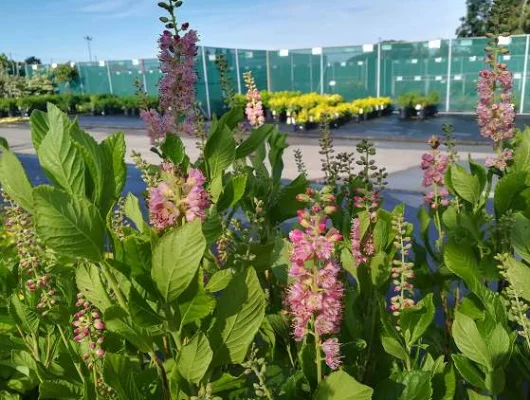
[0,0,466,63]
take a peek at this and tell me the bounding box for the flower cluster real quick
[3,196,59,317]
[148,164,210,231]
[485,148,513,172]
[350,217,375,266]
[476,39,515,145]
[421,136,450,208]
[389,214,415,320]
[141,23,198,141]
[73,293,106,368]
[284,187,344,370]
[243,71,265,127]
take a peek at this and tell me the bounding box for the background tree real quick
[487,0,530,34]
[24,56,41,65]
[456,0,492,37]
[52,63,79,86]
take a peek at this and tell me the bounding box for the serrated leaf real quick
[29,109,49,150]
[129,288,163,327]
[177,332,212,384]
[235,124,273,159]
[100,132,126,200]
[103,353,143,400]
[39,379,83,399]
[452,311,491,369]
[124,193,146,232]
[397,371,433,400]
[33,186,104,261]
[449,164,480,205]
[0,149,33,213]
[9,295,39,335]
[205,124,236,179]
[270,174,308,223]
[399,293,435,347]
[37,113,85,196]
[315,370,373,400]
[494,171,529,216]
[217,174,247,211]
[208,267,266,366]
[205,269,234,292]
[179,289,216,328]
[513,129,530,173]
[75,263,112,312]
[502,255,530,303]
[511,213,530,263]
[151,220,206,303]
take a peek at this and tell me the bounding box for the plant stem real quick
[251,365,274,400]
[314,324,322,385]
[101,261,127,310]
[150,351,171,400]
[57,326,86,385]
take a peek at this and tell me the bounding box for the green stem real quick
[57,326,86,385]
[150,351,171,400]
[101,261,127,310]
[251,365,274,400]
[314,323,322,385]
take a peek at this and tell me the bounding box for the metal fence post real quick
[445,39,453,112]
[235,48,242,94]
[201,46,212,119]
[320,52,324,95]
[266,51,272,92]
[520,34,530,114]
[376,42,381,97]
[141,59,149,94]
[106,62,114,95]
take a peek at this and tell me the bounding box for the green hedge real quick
[0,94,159,117]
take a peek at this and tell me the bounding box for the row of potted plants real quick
[0,94,159,118]
[396,91,441,120]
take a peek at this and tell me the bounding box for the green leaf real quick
[208,267,266,366]
[513,129,530,173]
[100,132,126,200]
[448,164,481,205]
[33,186,104,261]
[37,113,85,196]
[381,334,409,362]
[217,174,247,211]
[466,390,492,400]
[202,206,223,246]
[39,379,83,399]
[315,370,373,400]
[0,137,9,149]
[205,124,236,179]
[397,371,433,400]
[129,288,163,327]
[103,353,143,400]
[452,311,491,369]
[75,263,113,312]
[29,109,49,150]
[235,124,273,159]
[151,220,206,303]
[179,289,216,328]
[431,363,456,400]
[511,213,530,263]
[0,149,34,213]
[370,252,389,288]
[270,174,308,223]
[468,156,487,192]
[205,269,234,293]
[494,171,529,216]
[124,193,146,232]
[9,295,39,335]
[443,240,481,292]
[177,332,213,384]
[399,293,435,347]
[486,324,511,369]
[160,134,188,166]
[104,306,152,353]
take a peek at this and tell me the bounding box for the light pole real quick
[83,36,93,62]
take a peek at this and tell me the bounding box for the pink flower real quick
[244,72,265,127]
[322,338,342,370]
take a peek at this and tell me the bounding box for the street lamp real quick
[83,36,93,62]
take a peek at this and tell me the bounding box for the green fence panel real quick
[323,45,377,100]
